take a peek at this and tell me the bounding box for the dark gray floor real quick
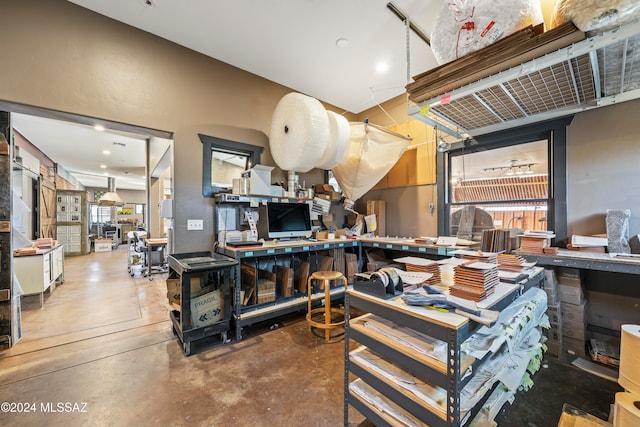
[494,357,622,426]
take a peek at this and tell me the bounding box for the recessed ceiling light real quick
[102,150,111,155]
[94,124,105,132]
[100,164,107,169]
[375,62,389,73]
[336,38,349,48]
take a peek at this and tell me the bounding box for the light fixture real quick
[336,38,349,48]
[102,149,111,155]
[525,165,534,174]
[375,62,389,73]
[100,164,107,169]
[506,167,515,176]
[99,177,123,206]
[437,137,451,153]
[94,124,105,132]
[515,166,524,175]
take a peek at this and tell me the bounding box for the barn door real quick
[39,178,56,240]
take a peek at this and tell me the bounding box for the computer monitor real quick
[258,202,312,240]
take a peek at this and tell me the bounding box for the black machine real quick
[353,267,403,299]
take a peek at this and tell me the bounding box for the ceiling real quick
[13,0,553,190]
[12,113,149,191]
[66,0,442,115]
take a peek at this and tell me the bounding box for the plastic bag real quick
[550,0,640,32]
[430,0,544,64]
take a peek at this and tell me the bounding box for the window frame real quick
[200,133,263,197]
[437,117,572,246]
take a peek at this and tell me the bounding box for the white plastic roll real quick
[614,392,640,427]
[316,111,350,170]
[619,324,640,396]
[269,92,329,173]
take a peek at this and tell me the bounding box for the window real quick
[437,118,570,244]
[200,134,263,197]
[448,140,549,240]
[90,204,113,224]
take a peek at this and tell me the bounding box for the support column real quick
[0,111,14,348]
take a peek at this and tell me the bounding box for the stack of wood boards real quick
[394,256,441,287]
[519,231,555,254]
[497,253,536,271]
[453,249,498,264]
[438,257,472,291]
[481,229,512,253]
[406,22,584,104]
[450,262,499,302]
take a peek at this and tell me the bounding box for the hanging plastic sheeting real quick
[269,92,330,173]
[332,122,411,211]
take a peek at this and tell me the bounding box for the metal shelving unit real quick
[219,239,359,342]
[411,21,640,139]
[344,268,544,426]
[214,193,360,342]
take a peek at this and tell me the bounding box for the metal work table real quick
[218,238,359,342]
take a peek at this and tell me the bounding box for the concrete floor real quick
[0,246,621,426]
[0,246,357,426]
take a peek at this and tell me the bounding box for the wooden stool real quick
[306,271,347,342]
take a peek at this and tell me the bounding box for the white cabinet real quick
[14,245,65,307]
[56,190,89,255]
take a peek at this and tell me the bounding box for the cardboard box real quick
[561,301,586,323]
[545,339,561,359]
[586,290,640,331]
[366,200,386,237]
[242,165,274,196]
[562,319,586,339]
[545,323,562,341]
[558,283,584,305]
[557,275,582,286]
[588,338,620,368]
[556,267,580,279]
[191,289,223,328]
[166,276,209,310]
[563,336,586,358]
[547,303,561,324]
[544,287,558,306]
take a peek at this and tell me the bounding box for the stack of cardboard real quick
[314,184,341,202]
[519,230,555,254]
[366,200,386,237]
[557,268,587,360]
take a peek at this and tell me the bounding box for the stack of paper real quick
[393,256,441,287]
